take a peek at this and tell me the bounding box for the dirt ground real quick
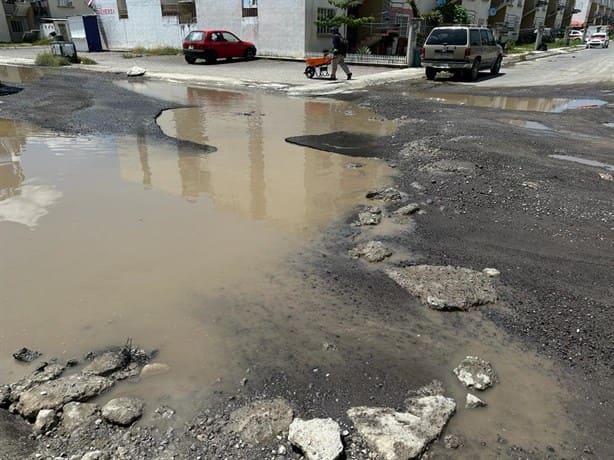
[1,67,613,459]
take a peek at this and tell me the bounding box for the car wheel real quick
[490,56,502,75]
[205,51,217,64]
[184,56,196,64]
[305,66,316,79]
[467,59,480,81]
[425,67,437,80]
[244,47,256,60]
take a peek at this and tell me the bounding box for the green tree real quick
[421,2,469,27]
[438,3,469,25]
[315,0,374,29]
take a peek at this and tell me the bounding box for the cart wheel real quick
[305,66,316,79]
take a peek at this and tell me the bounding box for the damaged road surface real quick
[0,61,613,460]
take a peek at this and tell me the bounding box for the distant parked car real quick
[568,30,583,40]
[182,30,257,64]
[585,33,610,48]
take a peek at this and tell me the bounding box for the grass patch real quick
[0,39,51,47]
[33,38,52,46]
[35,52,71,66]
[505,42,535,54]
[79,56,97,65]
[128,46,181,56]
[0,42,34,47]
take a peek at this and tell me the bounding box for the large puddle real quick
[0,65,42,84]
[0,84,582,455]
[407,92,607,113]
[0,91,395,408]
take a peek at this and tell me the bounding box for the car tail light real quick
[464,48,472,57]
[420,47,425,58]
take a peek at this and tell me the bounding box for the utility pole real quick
[406,18,416,67]
[535,24,545,50]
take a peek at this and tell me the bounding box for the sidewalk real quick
[0,45,580,96]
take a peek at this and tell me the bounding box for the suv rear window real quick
[426,29,467,46]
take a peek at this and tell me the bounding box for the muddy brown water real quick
[0,65,42,84]
[0,83,581,456]
[406,91,607,113]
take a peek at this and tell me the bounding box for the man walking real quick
[330,27,352,80]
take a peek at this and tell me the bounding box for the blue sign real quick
[488,7,497,16]
[437,0,446,6]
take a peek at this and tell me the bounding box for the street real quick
[0,45,613,459]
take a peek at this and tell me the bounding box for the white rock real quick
[101,397,144,426]
[385,265,497,311]
[348,241,393,263]
[393,203,420,216]
[465,393,487,409]
[140,363,171,378]
[127,66,146,77]
[33,409,57,434]
[288,418,343,460]
[348,394,456,460]
[482,268,500,277]
[453,356,497,390]
[81,451,109,460]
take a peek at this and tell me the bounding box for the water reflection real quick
[117,83,396,233]
[406,92,607,113]
[0,65,42,84]
[0,120,26,201]
[0,120,63,227]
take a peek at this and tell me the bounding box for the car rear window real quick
[186,31,204,41]
[426,29,467,46]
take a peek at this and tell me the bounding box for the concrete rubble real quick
[385,265,498,310]
[454,356,497,390]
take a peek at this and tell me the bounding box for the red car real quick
[182,30,257,64]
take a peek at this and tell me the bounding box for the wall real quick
[0,3,10,42]
[94,0,197,49]
[48,0,96,19]
[197,0,307,58]
[92,0,307,56]
[305,0,337,54]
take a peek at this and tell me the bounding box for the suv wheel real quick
[490,56,502,75]
[468,59,480,81]
[425,67,437,80]
[185,56,196,64]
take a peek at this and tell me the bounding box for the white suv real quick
[421,26,504,81]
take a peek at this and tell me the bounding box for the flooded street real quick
[1,88,395,412]
[0,80,587,457]
[2,61,613,458]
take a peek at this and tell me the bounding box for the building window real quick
[242,0,258,17]
[117,0,128,18]
[10,20,24,33]
[317,8,335,34]
[161,0,196,24]
[57,0,74,7]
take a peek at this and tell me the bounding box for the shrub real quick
[356,46,372,55]
[35,52,70,66]
[128,46,181,56]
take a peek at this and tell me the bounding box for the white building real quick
[92,0,341,57]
